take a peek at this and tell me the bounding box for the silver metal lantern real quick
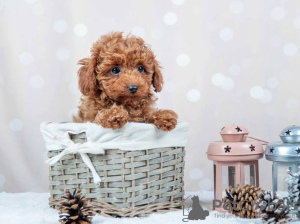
[265,125,300,195]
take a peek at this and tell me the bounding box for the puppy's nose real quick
[128,85,138,94]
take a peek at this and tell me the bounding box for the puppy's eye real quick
[111,67,121,75]
[137,66,144,73]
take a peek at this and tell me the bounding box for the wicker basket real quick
[48,132,185,217]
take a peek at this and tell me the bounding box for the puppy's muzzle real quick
[128,85,138,94]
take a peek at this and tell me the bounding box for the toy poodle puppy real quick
[73,32,177,131]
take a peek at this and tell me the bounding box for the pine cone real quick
[256,191,293,223]
[223,184,262,218]
[286,171,300,219]
[286,171,300,207]
[59,189,95,224]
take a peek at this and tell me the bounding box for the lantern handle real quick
[247,136,268,145]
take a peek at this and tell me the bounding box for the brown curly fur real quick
[73,32,177,131]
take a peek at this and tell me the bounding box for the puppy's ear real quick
[78,57,98,96]
[78,32,124,96]
[152,60,163,92]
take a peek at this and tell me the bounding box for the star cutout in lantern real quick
[235,126,242,132]
[296,148,300,155]
[249,145,255,152]
[285,130,292,135]
[224,146,231,153]
[269,147,274,153]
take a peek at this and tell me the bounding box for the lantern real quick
[207,125,265,212]
[265,125,300,196]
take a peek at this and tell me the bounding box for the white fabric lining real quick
[40,121,189,185]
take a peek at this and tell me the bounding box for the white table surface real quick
[1,191,299,224]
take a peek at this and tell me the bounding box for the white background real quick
[0,0,300,193]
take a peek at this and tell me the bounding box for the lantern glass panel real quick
[277,166,289,192]
[221,166,235,196]
[244,165,256,186]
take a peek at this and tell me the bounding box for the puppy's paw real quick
[94,106,128,129]
[151,110,178,131]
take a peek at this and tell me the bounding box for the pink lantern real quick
[207,125,265,212]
